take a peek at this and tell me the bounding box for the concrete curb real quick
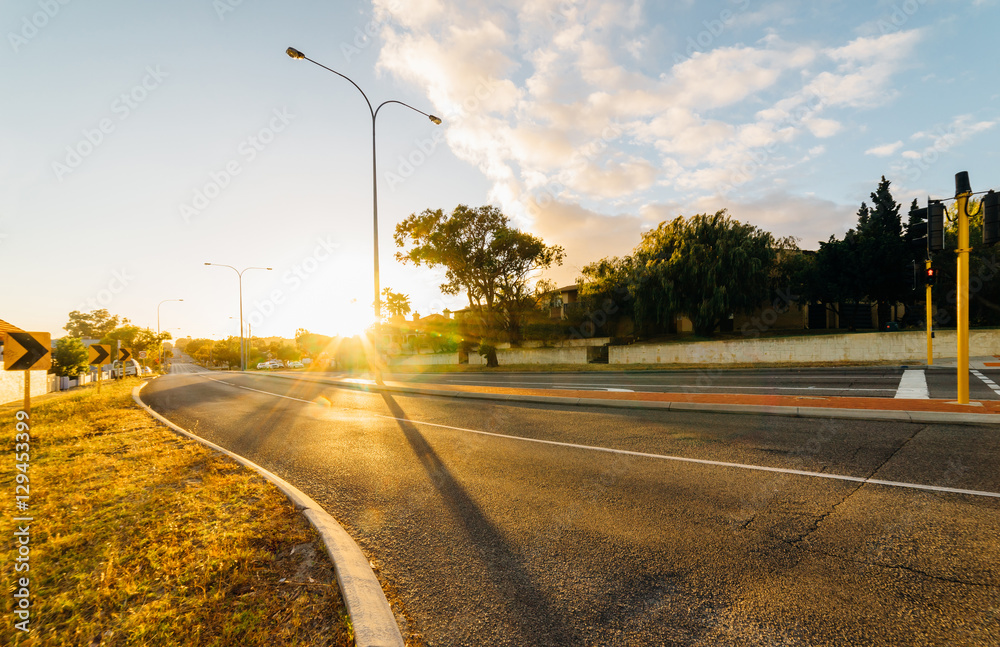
[257,371,1000,427]
[132,382,404,647]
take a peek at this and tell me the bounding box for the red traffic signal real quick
[925,267,938,286]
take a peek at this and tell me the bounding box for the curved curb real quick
[132,382,404,647]
[258,371,1000,427]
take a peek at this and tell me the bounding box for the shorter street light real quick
[204,263,272,371]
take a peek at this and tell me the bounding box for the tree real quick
[52,338,90,377]
[629,210,781,336]
[212,337,241,369]
[577,256,638,336]
[394,204,565,366]
[296,330,334,358]
[857,176,907,328]
[381,288,412,320]
[64,309,126,338]
[803,177,910,330]
[803,232,864,328]
[100,325,171,360]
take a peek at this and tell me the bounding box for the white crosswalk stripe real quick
[894,369,929,399]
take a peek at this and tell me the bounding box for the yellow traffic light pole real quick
[925,260,933,366]
[956,185,971,404]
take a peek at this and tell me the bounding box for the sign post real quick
[119,347,133,378]
[3,332,52,416]
[88,344,113,393]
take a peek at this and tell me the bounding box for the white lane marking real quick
[195,374,1000,500]
[971,370,1000,397]
[894,369,929,399]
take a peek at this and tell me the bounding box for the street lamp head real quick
[429,115,442,125]
[266,267,273,271]
[286,47,305,60]
[204,262,211,265]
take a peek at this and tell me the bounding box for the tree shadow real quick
[380,392,578,645]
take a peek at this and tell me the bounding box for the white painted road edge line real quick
[132,382,404,647]
[204,375,1000,500]
[894,369,929,399]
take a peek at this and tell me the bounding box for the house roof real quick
[0,318,25,335]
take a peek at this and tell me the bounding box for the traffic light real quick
[927,200,945,252]
[906,208,928,255]
[925,267,938,286]
[984,190,999,247]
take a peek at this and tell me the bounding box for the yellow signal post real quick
[925,260,933,366]
[955,173,972,404]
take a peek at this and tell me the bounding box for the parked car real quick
[256,362,268,370]
[266,359,283,369]
[288,361,304,369]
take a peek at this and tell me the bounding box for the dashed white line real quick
[971,370,1000,397]
[186,373,1000,500]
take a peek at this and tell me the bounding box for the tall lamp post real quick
[285,46,441,383]
[157,298,184,371]
[204,263,272,371]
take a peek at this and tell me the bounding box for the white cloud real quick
[865,141,903,157]
[374,2,924,261]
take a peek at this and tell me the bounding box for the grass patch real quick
[1,378,352,647]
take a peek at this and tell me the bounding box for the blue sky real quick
[2,0,998,340]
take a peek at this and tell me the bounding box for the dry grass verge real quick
[1,378,352,646]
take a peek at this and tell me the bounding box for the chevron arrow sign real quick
[3,332,52,371]
[88,344,113,366]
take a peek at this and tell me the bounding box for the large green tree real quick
[394,204,565,366]
[51,337,90,377]
[64,309,126,338]
[628,210,784,336]
[857,176,907,328]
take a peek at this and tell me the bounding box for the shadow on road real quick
[380,392,578,645]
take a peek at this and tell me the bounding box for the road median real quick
[260,371,1000,426]
[1,378,353,646]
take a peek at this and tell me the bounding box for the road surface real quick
[145,364,1000,646]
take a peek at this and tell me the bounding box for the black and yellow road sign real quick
[119,347,133,362]
[88,344,113,366]
[3,332,51,371]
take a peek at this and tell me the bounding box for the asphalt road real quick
[145,364,1000,646]
[379,366,1000,401]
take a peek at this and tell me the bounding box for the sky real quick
[1,0,998,341]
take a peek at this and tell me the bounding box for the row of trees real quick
[793,177,999,330]
[180,336,302,369]
[396,178,999,356]
[52,309,173,377]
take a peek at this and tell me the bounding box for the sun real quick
[332,298,374,338]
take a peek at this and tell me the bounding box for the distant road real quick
[142,369,1000,646]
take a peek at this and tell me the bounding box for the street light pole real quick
[157,298,183,372]
[204,263,272,371]
[285,46,441,383]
